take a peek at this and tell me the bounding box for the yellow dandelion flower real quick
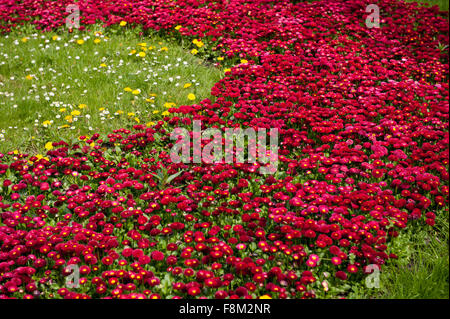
[13,150,19,155]
[90,142,95,147]
[130,49,137,55]
[99,107,105,111]
[138,51,146,58]
[71,110,81,116]
[124,87,133,92]
[187,93,196,101]
[132,89,140,95]
[191,48,198,55]
[241,59,248,64]
[175,25,182,30]
[100,63,107,68]
[52,35,59,41]
[42,120,52,126]
[127,112,135,117]
[161,111,170,116]
[146,121,155,127]
[152,110,159,114]
[224,68,231,73]
[259,295,272,299]
[119,21,127,27]
[21,37,28,43]
[25,75,33,80]
[65,115,73,123]
[160,46,168,51]
[217,56,224,61]
[183,83,192,89]
[195,40,204,48]
[76,39,85,45]
[164,102,175,108]
[138,42,147,47]
[94,38,101,44]
[134,117,140,123]
[116,110,124,115]
[45,142,53,150]
[145,98,155,103]
[149,93,157,97]
[78,104,87,109]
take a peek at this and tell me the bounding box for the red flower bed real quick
[0,0,448,299]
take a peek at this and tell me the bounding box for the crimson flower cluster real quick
[0,0,448,299]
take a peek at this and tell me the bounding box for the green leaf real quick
[165,170,183,185]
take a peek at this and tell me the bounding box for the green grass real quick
[408,0,449,12]
[0,25,223,153]
[378,213,449,299]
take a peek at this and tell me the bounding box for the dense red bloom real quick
[0,0,448,300]
[215,290,228,299]
[151,251,164,262]
[335,271,348,281]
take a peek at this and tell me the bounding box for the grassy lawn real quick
[0,25,222,154]
[411,0,449,11]
[378,213,449,299]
